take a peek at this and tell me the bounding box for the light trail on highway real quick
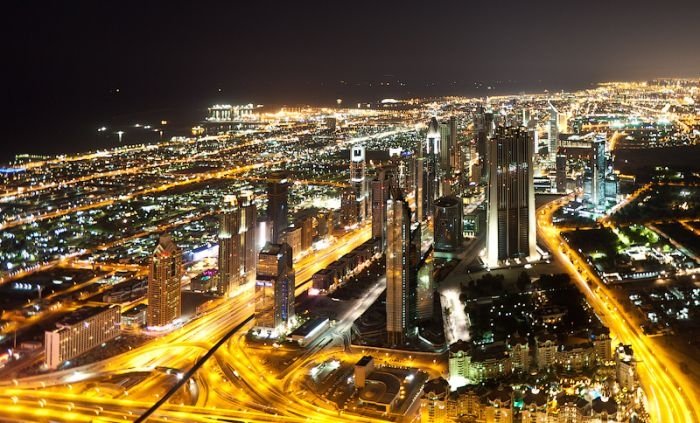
[537,195,699,423]
[0,223,381,422]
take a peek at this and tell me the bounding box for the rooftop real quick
[53,305,117,329]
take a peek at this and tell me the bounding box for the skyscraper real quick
[416,256,434,321]
[448,117,461,176]
[350,144,367,222]
[434,196,462,252]
[439,120,451,172]
[386,190,417,345]
[555,151,567,193]
[267,171,289,243]
[591,137,606,208]
[255,242,295,330]
[474,105,495,181]
[239,191,258,285]
[548,102,559,161]
[147,234,182,327]
[425,117,440,217]
[439,117,460,196]
[371,168,391,248]
[218,195,241,296]
[486,126,537,268]
[527,116,539,155]
[340,187,358,226]
[415,134,425,222]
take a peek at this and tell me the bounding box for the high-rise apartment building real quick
[239,191,258,284]
[218,192,257,294]
[350,145,368,222]
[218,195,241,296]
[371,168,391,248]
[485,126,536,268]
[591,137,606,207]
[434,196,462,252]
[45,305,121,369]
[267,171,289,243]
[556,151,567,193]
[386,190,418,345]
[255,242,295,330]
[147,234,182,327]
[425,118,440,216]
[548,102,559,161]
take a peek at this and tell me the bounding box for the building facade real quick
[267,171,289,243]
[385,190,417,345]
[434,196,462,252]
[485,125,537,268]
[218,195,241,296]
[45,305,121,369]
[147,234,182,327]
[255,242,296,331]
[350,145,368,222]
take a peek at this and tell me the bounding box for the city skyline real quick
[2,2,700,422]
[4,0,700,161]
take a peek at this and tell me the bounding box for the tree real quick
[516,271,530,292]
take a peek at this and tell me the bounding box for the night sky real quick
[3,0,699,162]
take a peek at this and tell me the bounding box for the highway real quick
[0,222,382,422]
[294,223,372,295]
[538,195,699,423]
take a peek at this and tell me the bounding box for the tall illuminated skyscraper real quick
[147,234,182,327]
[386,190,417,345]
[556,152,567,193]
[548,101,559,161]
[527,115,539,155]
[425,117,440,217]
[439,120,451,172]
[217,192,257,294]
[217,195,241,296]
[583,136,607,209]
[255,242,295,330]
[350,145,368,221]
[434,196,462,252]
[239,191,258,285]
[474,105,495,181]
[415,134,425,222]
[486,126,536,268]
[448,116,460,175]
[267,171,289,243]
[340,188,358,226]
[591,137,606,207]
[371,168,391,248]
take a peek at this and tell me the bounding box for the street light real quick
[117,131,125,143]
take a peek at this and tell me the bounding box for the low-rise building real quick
[351,356,426,422]
[520,389,548,423]
[616,344,637,391]
[448,340,471,380]
[558,337,595,372]
[45,305,121,369]
[122,304,147,328]
[592,327,613,363]
[482,387,513,423]
[469,344,512,382]
[508,337,530,373]
[557,394,591,423]
[421,377,450,423]
[311,268,338,293]
[535,334,558,370]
